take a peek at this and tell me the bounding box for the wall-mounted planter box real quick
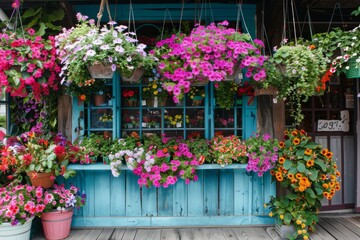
[60,163,275,227]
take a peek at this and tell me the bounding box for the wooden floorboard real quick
[31,214,360,240]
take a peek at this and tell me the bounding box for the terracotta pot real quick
[41,210,73,240]
[26,171,55,188]
[93,94,106,106]
[87,63,114,79]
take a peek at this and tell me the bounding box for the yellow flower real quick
[279,214,284,220]
[152,84,158,89]
[154,91,158,95]
[296,219,302,225]
[269,212,273,217]
[303,236,309,240]
[263,204,267,208]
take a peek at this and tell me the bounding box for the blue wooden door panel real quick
[126,173,141,216]
[219,169,234,216]
[158,187,173,216]
[141,187,158,217]
[251,172,263,215]
[95,171,111,217]
[187,171,204,216]
[110,172,126,216]
[204,170,219,216]
[172,181,188,217]
[233,169,250,215]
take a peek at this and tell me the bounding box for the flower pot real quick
[0,217,34,240]
[192,96,204,106]
[126,98,137,107]
[121,67,145,83]
[41,210,73,240]
[225,66,240,80]
[275,223,296,239]
[126,123,134,129]
[93,94,106,106]
[254,86,278,96]
[145,96,167,107]
[190,79,209,86]
[26,171,55,188]
[344,58,360,79]
[87,63,114,79]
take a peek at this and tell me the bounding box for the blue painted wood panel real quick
[63,164,275,227]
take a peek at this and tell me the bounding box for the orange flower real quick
[291,130,298,136]
[270,170,275,176]
[333,164,337,169]
[300,130,306,135]
[322,183,329,189]
[296,173,302,179]
[293,138,300,145]
[284,130,289,135]
[279,142,285,148]
[309,44,316,50]
[79,94,86,101]
[329,182,335,187]
[306,160,314,167]
[277,176,284,182]
[335,171,341,177]
[321,148,328,155]
[326,151,333,159]
[291,179,298,184]
[288,173,294,179]
[335,185,341,191]
[275,172,282,178]
[323,192,329,198]
[162,148,168,153]
[321,174,327,180]
[298,185,306,192]
[278,157,285,164]
[304,149,312,155]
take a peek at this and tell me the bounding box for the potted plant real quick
[0,184,45,240]
[244,133,279,176]
[142,69,168,107]
[0,28,61,100]
[214,81,238,109]
[266,129,341,240]
[40,184,86,240]
[77,133,113,163]
[259,41,328,125]
[122,88,137,107]
[188,87,205,106]
[99,112,113,128]
[56,13,154,91]
[164,114,189,128]
[152,21,266,103]
[210,135,247,166]
[2,129,77,188]
[186,138,211,164]
[312,24,360,78]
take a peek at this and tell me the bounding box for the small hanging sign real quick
[317,110,349,132]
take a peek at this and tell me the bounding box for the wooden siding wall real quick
[315,136,355,208]
[61,165,275,227]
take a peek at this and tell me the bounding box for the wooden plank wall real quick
[61,168,275,227]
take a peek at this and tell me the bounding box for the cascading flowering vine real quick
[152,20,267,103]
[0,29,61,99]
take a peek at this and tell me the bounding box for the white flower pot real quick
[0,217,34,240]
[275,223,296,239]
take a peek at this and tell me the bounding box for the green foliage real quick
[214,81,238,110]
[263,45,328,126]
[0,116,5,128]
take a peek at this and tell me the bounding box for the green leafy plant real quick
[266,129,341,240]
[214,81,238,110]
[262,43,328,125]
[187,138,211,164]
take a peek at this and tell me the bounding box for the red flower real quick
[23,153,33,165]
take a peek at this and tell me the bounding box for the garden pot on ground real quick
[87,63,114,79]
[26,171,55,188]
[41,209,73,240]
[0,217,34,240]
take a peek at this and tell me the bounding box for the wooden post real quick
[58,94,73,140]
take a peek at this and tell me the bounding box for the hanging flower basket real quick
[190,79,209,86]
[121,67,145,83]
[344,58,360,79]
[254,86,278,96]
[87,63,114,79]
[224,66,240,81]
[26,171,55,188]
